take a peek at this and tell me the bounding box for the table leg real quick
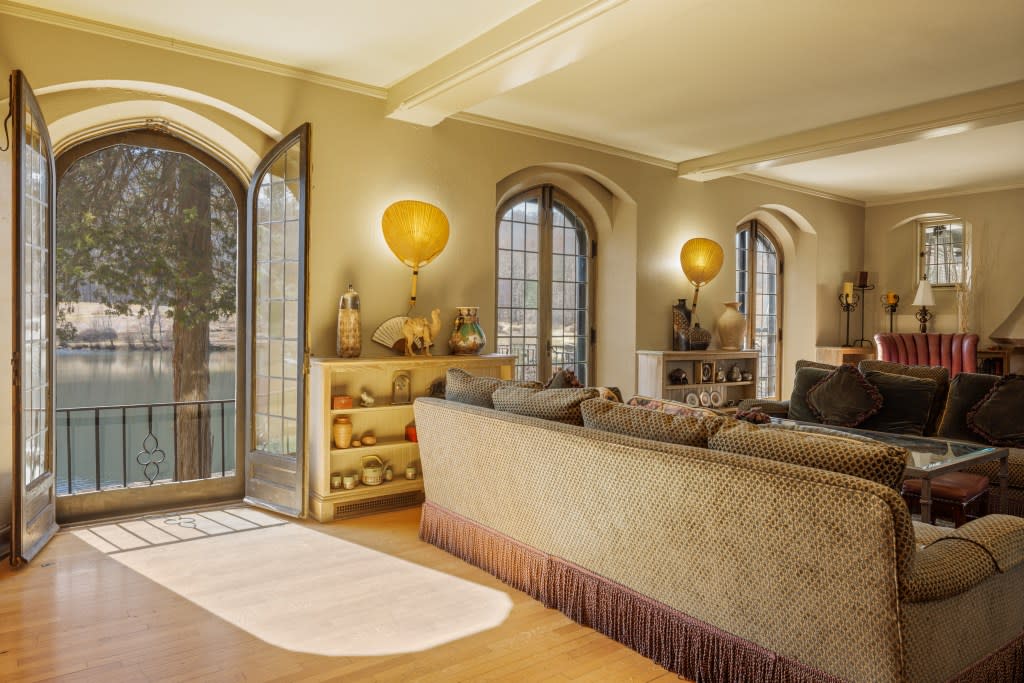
[999,455,1009,514]
[920,479,933,524]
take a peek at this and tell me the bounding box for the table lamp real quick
[912,278,935,333]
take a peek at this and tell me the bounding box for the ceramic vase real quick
[332,416,352,449]
[337,284,361,357]
[672,299,691,351]
[687,322,712,350]
[717,301,746,350]
[448,306,486,354]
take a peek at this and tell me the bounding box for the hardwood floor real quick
[0,506,682,682]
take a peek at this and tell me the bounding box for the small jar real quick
[333,416,353,449]
[405,465,417,480]
[384,465,394,482]
[330,472,343,489]
[342,474,356,490]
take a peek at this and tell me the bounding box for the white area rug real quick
[79,516,513,656]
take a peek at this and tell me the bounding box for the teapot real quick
[361,454,385,485]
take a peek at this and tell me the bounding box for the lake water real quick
[55,350,237,493]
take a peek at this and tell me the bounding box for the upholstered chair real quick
[873,333,979,377]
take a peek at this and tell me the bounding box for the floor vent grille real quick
[333,490,424,520]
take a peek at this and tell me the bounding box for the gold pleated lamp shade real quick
[679,238,724,287]
[381,200,450,307]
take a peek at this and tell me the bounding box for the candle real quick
[842,282,854,299]
[886,291,897,305]
[857,271,868,287]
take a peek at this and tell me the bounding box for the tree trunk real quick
[173,165,213,481]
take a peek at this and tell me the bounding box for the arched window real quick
[496,186,594,384]
[736,221,783,399]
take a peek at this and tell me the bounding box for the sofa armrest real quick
[947,514,1024,572]
[905,515,1024,602]
[736,398,789,417]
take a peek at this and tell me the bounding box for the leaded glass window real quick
[736,221,782,399]
[919,219,964,286]
[496,187,593,384]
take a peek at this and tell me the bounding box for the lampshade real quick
[991,294,1024,346]
[381,200,450,308]
[679,238,724,287]
[912,279,935,307]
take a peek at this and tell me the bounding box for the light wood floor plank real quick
[0,506,683,682]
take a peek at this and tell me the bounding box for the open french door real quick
[10,71,59,564]
[243,124,310,517]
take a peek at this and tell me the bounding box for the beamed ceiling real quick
[7,0,1024,204]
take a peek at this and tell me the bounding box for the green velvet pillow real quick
[967,375,1024,447]
[805,364,884,427]
[859,360,949,435]
[788,366,831,423]
[936,372,1000,443]
[859,370,937,436]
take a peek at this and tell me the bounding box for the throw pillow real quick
[581,398,724,447]
[545,369,582,388]
[967,374,1024,447]
[859,370,937,436]
[936,372,1000,442]
[545,369,622,402]
[788,366,831,423]
[492,386,599,425]
[805,364,884,427]
[444,368,541,408]
[709,419,907,488]
[795,359,838,372]
[626,395,718,418]
[859,360,949,435]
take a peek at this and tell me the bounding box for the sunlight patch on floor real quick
[70,507,286,553]
[97,521,513,656]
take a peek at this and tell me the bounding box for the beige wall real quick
[0,14,869,530]
[864,188,1024,371]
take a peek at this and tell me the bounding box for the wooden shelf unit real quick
[815,345,875,366]
[637,350,760,409]
[308,354,514,521]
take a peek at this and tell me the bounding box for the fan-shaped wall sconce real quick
[381,200,450,310]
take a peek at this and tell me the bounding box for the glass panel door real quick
[244,124,309,517]
[550,198,590,384]
[496,190,541,381]
[11,70,59,564]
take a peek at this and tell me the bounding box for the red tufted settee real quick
[874,333,979,377]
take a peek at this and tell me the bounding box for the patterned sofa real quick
[414,397,1024,683]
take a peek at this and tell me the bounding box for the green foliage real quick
[56,143,238,338]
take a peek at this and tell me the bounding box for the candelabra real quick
[880,294,900,333]
[851,284,875,347]
[838,293,859,347]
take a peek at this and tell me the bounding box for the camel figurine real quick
[402,308,442,356]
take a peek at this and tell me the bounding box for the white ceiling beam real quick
[385,0,637,126]
[677,80,1024,181]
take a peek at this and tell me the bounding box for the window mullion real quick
[539,186,554,382]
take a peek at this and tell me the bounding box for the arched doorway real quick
[54,129,246,518]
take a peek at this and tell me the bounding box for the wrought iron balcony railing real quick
[56,398,235,495]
